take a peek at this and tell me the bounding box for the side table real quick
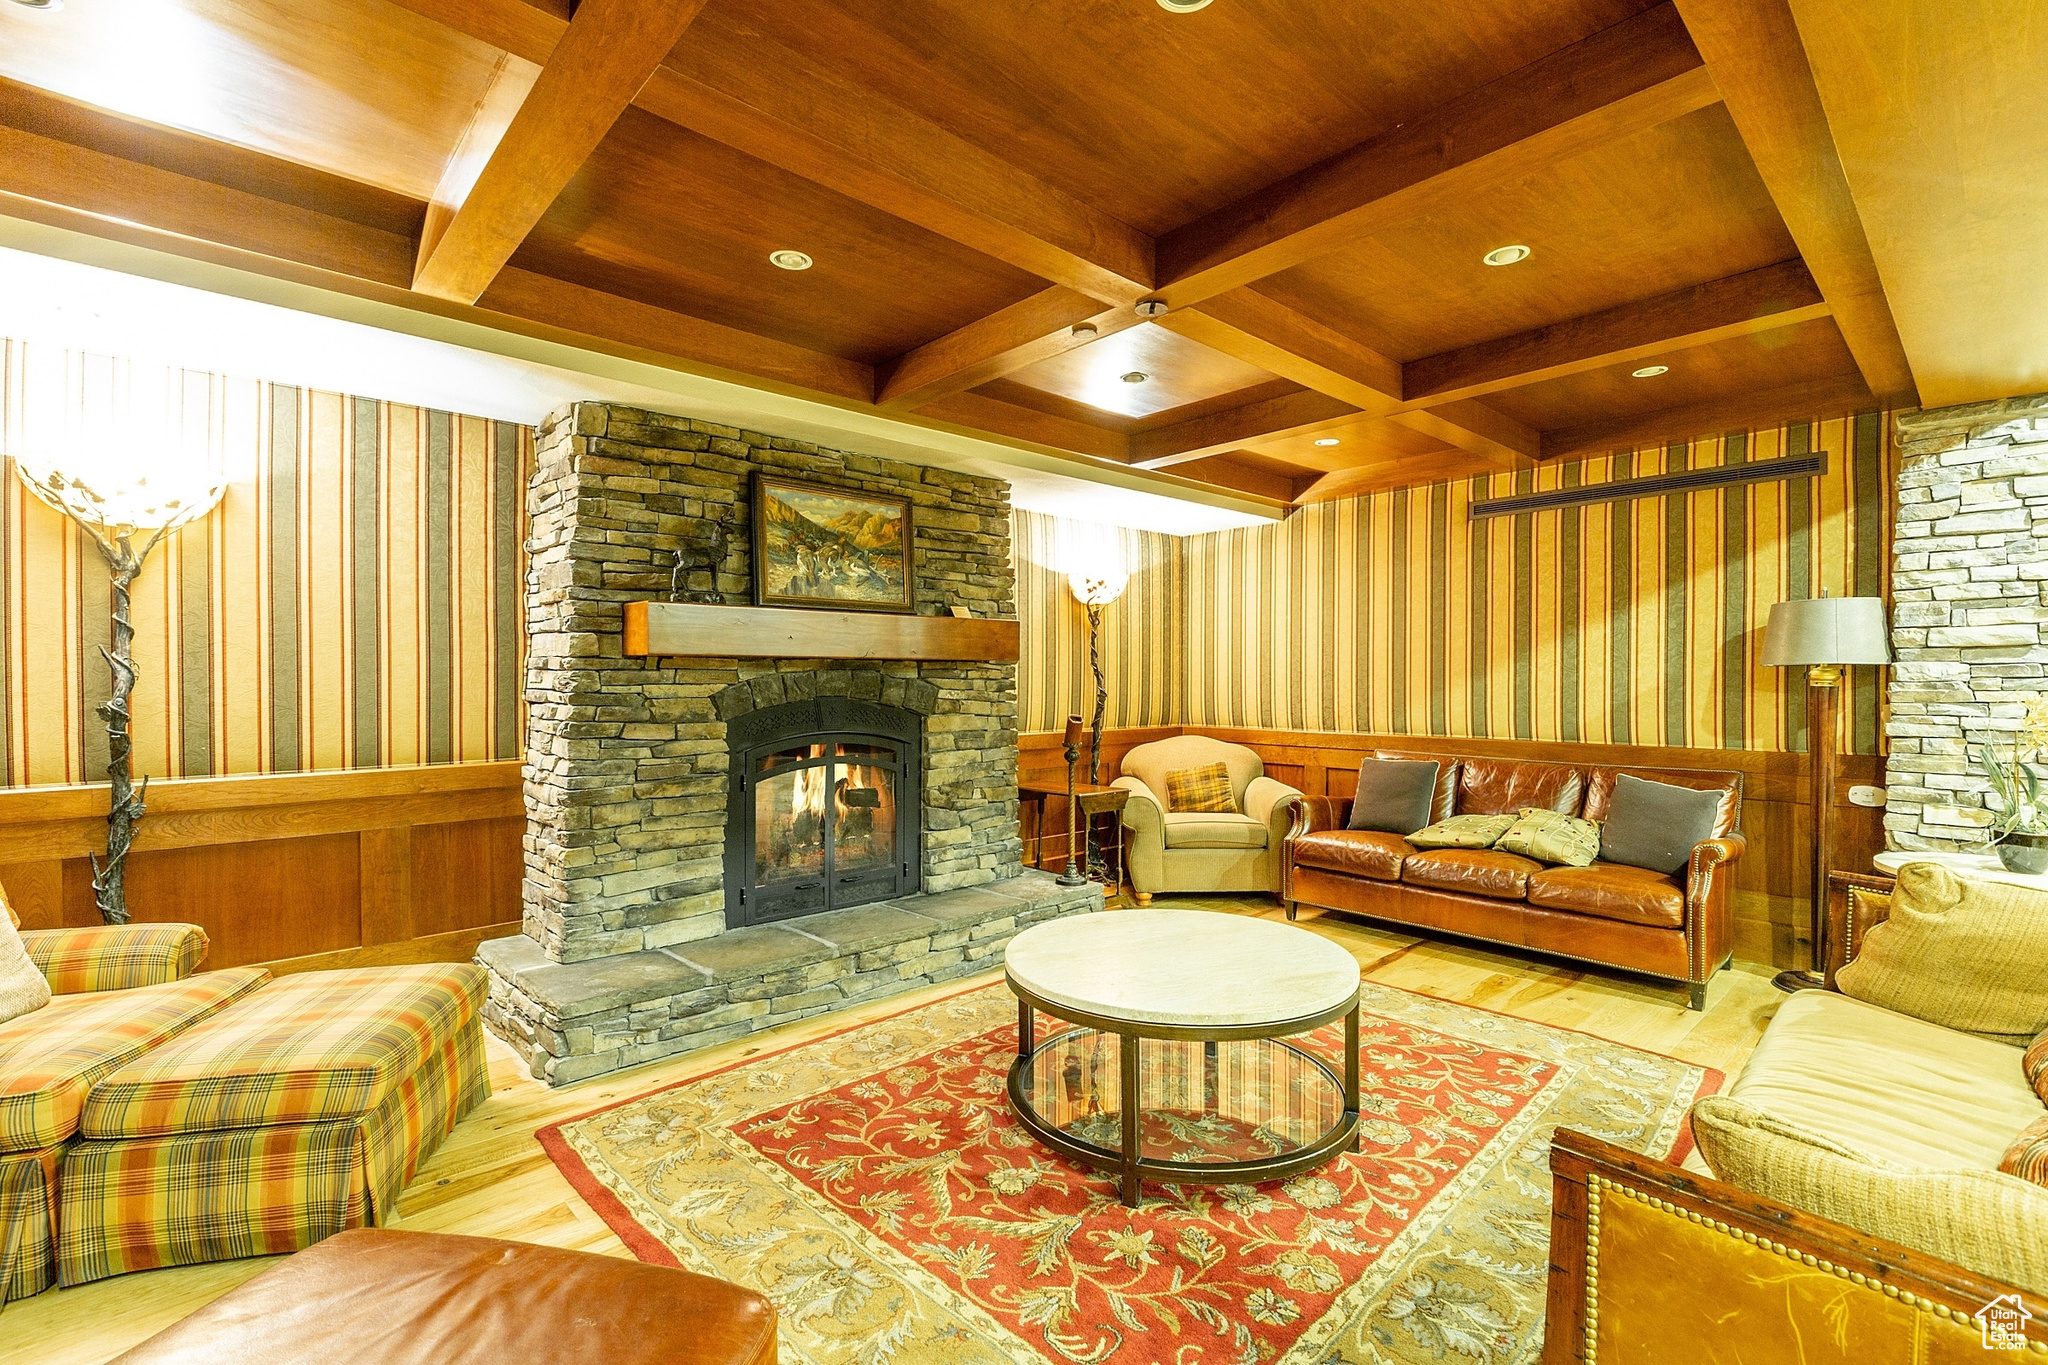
[1019,781,1128,892]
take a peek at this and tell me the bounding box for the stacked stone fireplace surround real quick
[1887,392,2048,848]
[479,402,1099,1086]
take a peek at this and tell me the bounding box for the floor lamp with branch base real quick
[1760,594,1890,991]
[15,450,225,924]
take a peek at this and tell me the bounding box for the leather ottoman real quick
[109,1229,779,1364]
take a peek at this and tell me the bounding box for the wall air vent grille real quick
[1469,453,1827,519]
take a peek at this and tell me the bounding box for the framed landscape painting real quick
[751,473,914,613]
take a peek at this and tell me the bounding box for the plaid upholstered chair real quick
[1113,735,1302,903]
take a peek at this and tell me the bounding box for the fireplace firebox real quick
[725,697,922,928]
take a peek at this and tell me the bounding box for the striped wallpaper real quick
[1019,411,1894,754]
[0,339,530,787]
[1014,510,1182,734]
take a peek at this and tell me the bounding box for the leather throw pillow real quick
[1348,758,1439,835]
[1408,813,1515,850]
[0,909,50,1025]
[1836,861,2048,1045]
[1165,761,1237,813]
[1598,774,1721,875]
[1496,808,1601,866]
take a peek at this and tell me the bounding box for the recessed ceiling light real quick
[1157,0,1213,11]
[1482,244,1531,267]
[6,0,63,9]
[1121,371,1149,384]
[1632,364,1670,378]
[768,250,813,271]
[1070,322,1099,339]
[1133,298,1169,318]
[1313,437,1341,447]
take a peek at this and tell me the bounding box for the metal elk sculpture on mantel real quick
[15,446,226,924]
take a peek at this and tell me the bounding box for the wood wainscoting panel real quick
[411,816,525,940]
[58,835,365,968]
[0,762,525,971]
[1021,724,1883,970]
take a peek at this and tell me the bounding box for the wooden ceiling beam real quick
[1153,3,1719,306]
[412,0,710,304]
[0,122,417,288]
[1669,0,1918,405]
[1539,373,1874,460]
[1404,259,1831,403]
[1163,455,1302,504]
[389,0,1154,304]
[912,392,1132,464]
[1161,291,1538,467]
[1129,389,1358,469]
[874,287,1143,411]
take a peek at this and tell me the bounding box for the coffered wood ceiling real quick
[0,0,2028,507]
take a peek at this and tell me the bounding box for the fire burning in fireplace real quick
[755,751,897,885]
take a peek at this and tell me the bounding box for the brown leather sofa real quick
[1284,751,1745,1008]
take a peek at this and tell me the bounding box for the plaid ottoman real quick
[0,966,269,1305]
[56,964,490,1287]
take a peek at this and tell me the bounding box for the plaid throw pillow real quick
[1165,761,1237,813]
[1496,808,1602,866]
[2000,1113,2048,1188]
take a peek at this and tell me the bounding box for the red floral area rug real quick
[539,981,1719,1365]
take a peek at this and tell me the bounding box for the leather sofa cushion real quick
[1455,758,1582,817]
[1291,829,1411,881]
[1583,766,1740,838]
[1725,989,2040,1171]
[1527,863,1685,928]
[103,1227,780,1365]
[1401,848,1540,900]
[1163,812,1267,849]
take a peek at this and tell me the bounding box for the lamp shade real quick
[16,447,226,534]
[1759,596,1891,667]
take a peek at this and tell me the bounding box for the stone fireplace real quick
[477,402,1099,1085]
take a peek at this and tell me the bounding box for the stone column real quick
[1887,392,2048,848]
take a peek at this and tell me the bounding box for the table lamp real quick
[1760,592,1890,990]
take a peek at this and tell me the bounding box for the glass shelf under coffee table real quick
[1004,909,1362,1206]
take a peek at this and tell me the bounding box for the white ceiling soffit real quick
[0,219,1279,537]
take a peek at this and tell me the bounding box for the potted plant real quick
[1976,697,2048,873]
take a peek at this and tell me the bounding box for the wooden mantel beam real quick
[1152,3,1720,307]
[412,0,710,304]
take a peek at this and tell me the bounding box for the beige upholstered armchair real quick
[1113,736,1302,903]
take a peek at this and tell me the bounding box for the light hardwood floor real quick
[7,895,1785,1365]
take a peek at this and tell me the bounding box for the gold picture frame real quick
[750,473,915,613]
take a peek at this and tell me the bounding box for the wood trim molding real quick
[0,761,521,862]
[623,601,1022,660]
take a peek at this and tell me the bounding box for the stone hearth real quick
[478,402,1099,1086]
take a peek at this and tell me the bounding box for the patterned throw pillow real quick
[1496,808,1602,866]
[1165,761,1237,814]
[2026,1028,2048,1106]
[1408,814,1516,850]
[2000,1113,2048,1188]
[0,908,50,1025]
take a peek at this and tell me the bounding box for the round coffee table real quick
[1004,909,1362,1206]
